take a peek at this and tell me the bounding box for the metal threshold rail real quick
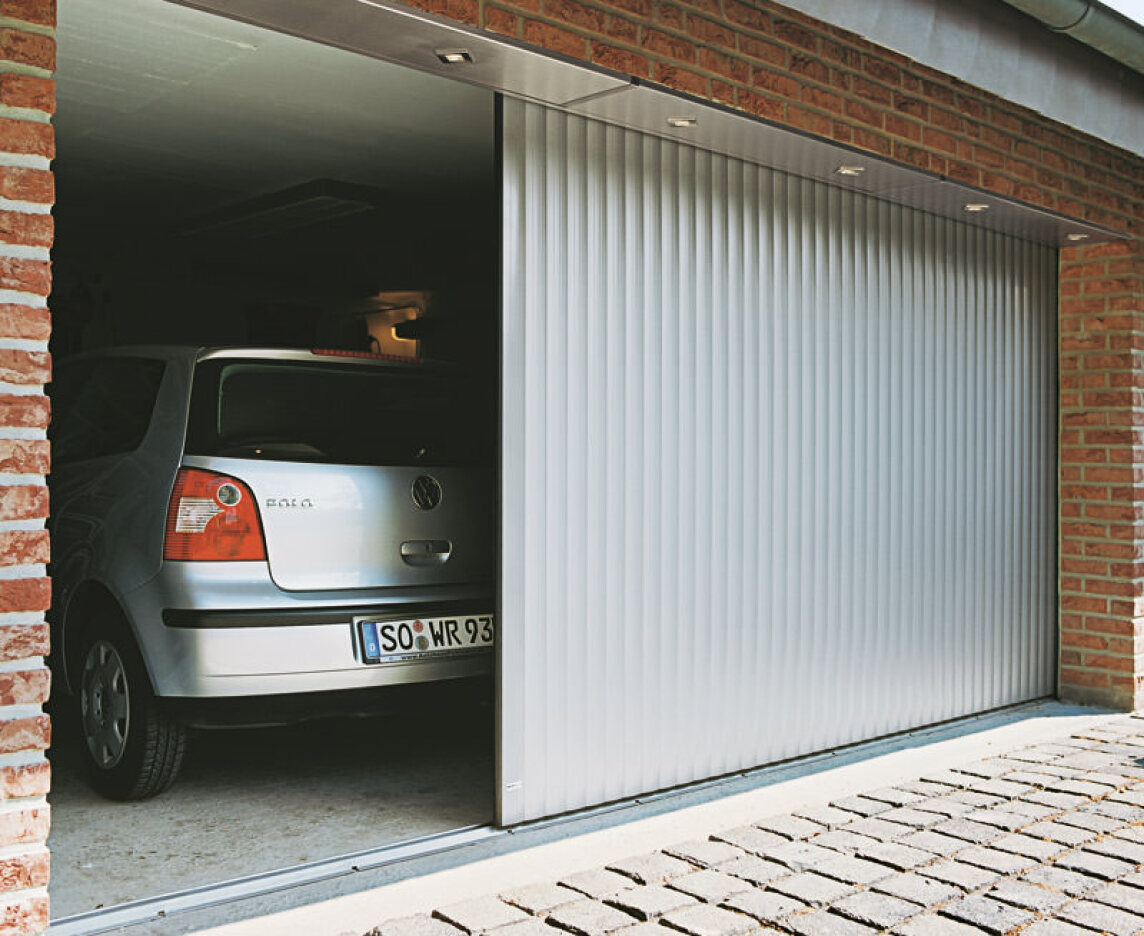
[48,824,502,936]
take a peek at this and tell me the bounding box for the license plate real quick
[357,614,494,664]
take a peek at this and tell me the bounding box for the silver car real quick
[48,347,495,799]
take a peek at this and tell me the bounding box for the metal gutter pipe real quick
[998,0,1144,73]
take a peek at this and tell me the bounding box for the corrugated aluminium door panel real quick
[499,99,1057,825]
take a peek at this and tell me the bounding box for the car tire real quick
[75,616,186,800]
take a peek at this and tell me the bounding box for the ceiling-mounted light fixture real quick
[435,48,473,64]
[963,202,991,213]
[666,116,698,128]
[835,165,866,177]
[1066,233,1090,242]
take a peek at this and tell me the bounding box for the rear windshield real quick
[185,359,493,467]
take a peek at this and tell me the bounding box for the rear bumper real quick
[121,562,494,698]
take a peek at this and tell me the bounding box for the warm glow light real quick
[666,116,698,128]
[435,49,473,64]
[964,203,991,213]
[835,165,865,176]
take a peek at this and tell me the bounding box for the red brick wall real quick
[0,0,53,929]
[1059,240,1144,710]
[396,0,1144,709]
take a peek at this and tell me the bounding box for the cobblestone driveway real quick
[370,716,1144,936]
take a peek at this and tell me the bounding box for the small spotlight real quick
[1066,233,1090,242]
[667,116,698,128]
[835,165,865,177]
[963,202,991,213]
[435,48,473,65]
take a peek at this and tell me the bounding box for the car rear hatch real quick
[181,352,494,592]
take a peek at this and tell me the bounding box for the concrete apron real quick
[190,701,1121,936]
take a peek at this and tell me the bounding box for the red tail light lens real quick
[164,468,266,561]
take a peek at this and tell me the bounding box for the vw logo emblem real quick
[411,475,443,511]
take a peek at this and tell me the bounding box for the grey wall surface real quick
[498,99,1058,826]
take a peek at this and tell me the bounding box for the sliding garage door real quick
[498,99,1057,825]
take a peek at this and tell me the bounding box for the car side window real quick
[50,357,167,465]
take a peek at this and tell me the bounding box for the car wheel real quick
[76,619,186,800]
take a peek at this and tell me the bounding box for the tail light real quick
[164,468,266,561]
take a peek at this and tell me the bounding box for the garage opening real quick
[47,0,499,921]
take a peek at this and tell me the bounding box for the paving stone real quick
[561,870,641,900]
[784,910,877,936]
[547,900,640,936]
[769,872,856,907]
[879,808,947,829]
[898,830,969,855]
[830,796,893,817]
[964,779,1035,799]
[873,873,964,907]
[897,780,958,798]
[894,914,991,935]
[1020,864,1105,897]
[1092,882,1144,915]
[371,914,467,936]
[1085,800,1144,823]
[863,787,927,807]
[715,855,790,886]
[492,921,561,936]
[666,841,746,868]
[609,854,697,886]
[955,761,1014,780]
[1022,821,1097,846]
[922,770,975,788]
[667,871,752,905]
[763,842,839,872]
[612,924,676,936]
[814,854,898,885]
[753,814,823,841]
[954,846,1036,874]
[502,883,584,914]
[1019,921,1096,936]
[831,892,922,929]
[987,833,1068,861]
[963,810,1032,832]
[1089,835,1144,863]
[1056,848,1138,880]
[932,819,1003,845]
[1025,791,1091,810]
[795,805,862,828]
[1000,801,1056,820]
[1058,752,1125,772]
[711,827,789,856]
[913,797,979,818]
[917,860,1000,891]
[950,792,1005,809]
[659,904,757,936]
[809,831,882,854]
[845,817,914,842]
[859,841,934,871]
[940,895,1034,935]
[984,879,1071,913]
[607,886,699,921]
[722,889,807,924]
[1044,778,1113,798]
[1116,827,1144,845]
[436,898,533,933]
[1112,790,1144,808]
[998,771,1052,787]
[1057,899,1144,936]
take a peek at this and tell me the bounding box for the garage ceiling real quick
[55,0,495,226]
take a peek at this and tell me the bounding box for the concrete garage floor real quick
[47,680,494,921]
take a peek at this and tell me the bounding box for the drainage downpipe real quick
[998,0,1144,72]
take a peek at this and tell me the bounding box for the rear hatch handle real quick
[400,540,453,566]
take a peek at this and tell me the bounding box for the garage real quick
[40,0,1128,931]
[48,0,501,924]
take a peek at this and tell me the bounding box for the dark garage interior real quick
[47,0,500,920]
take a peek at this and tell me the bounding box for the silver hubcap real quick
[80,640,130,769]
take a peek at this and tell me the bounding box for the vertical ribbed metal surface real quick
[498,100,1057,825]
